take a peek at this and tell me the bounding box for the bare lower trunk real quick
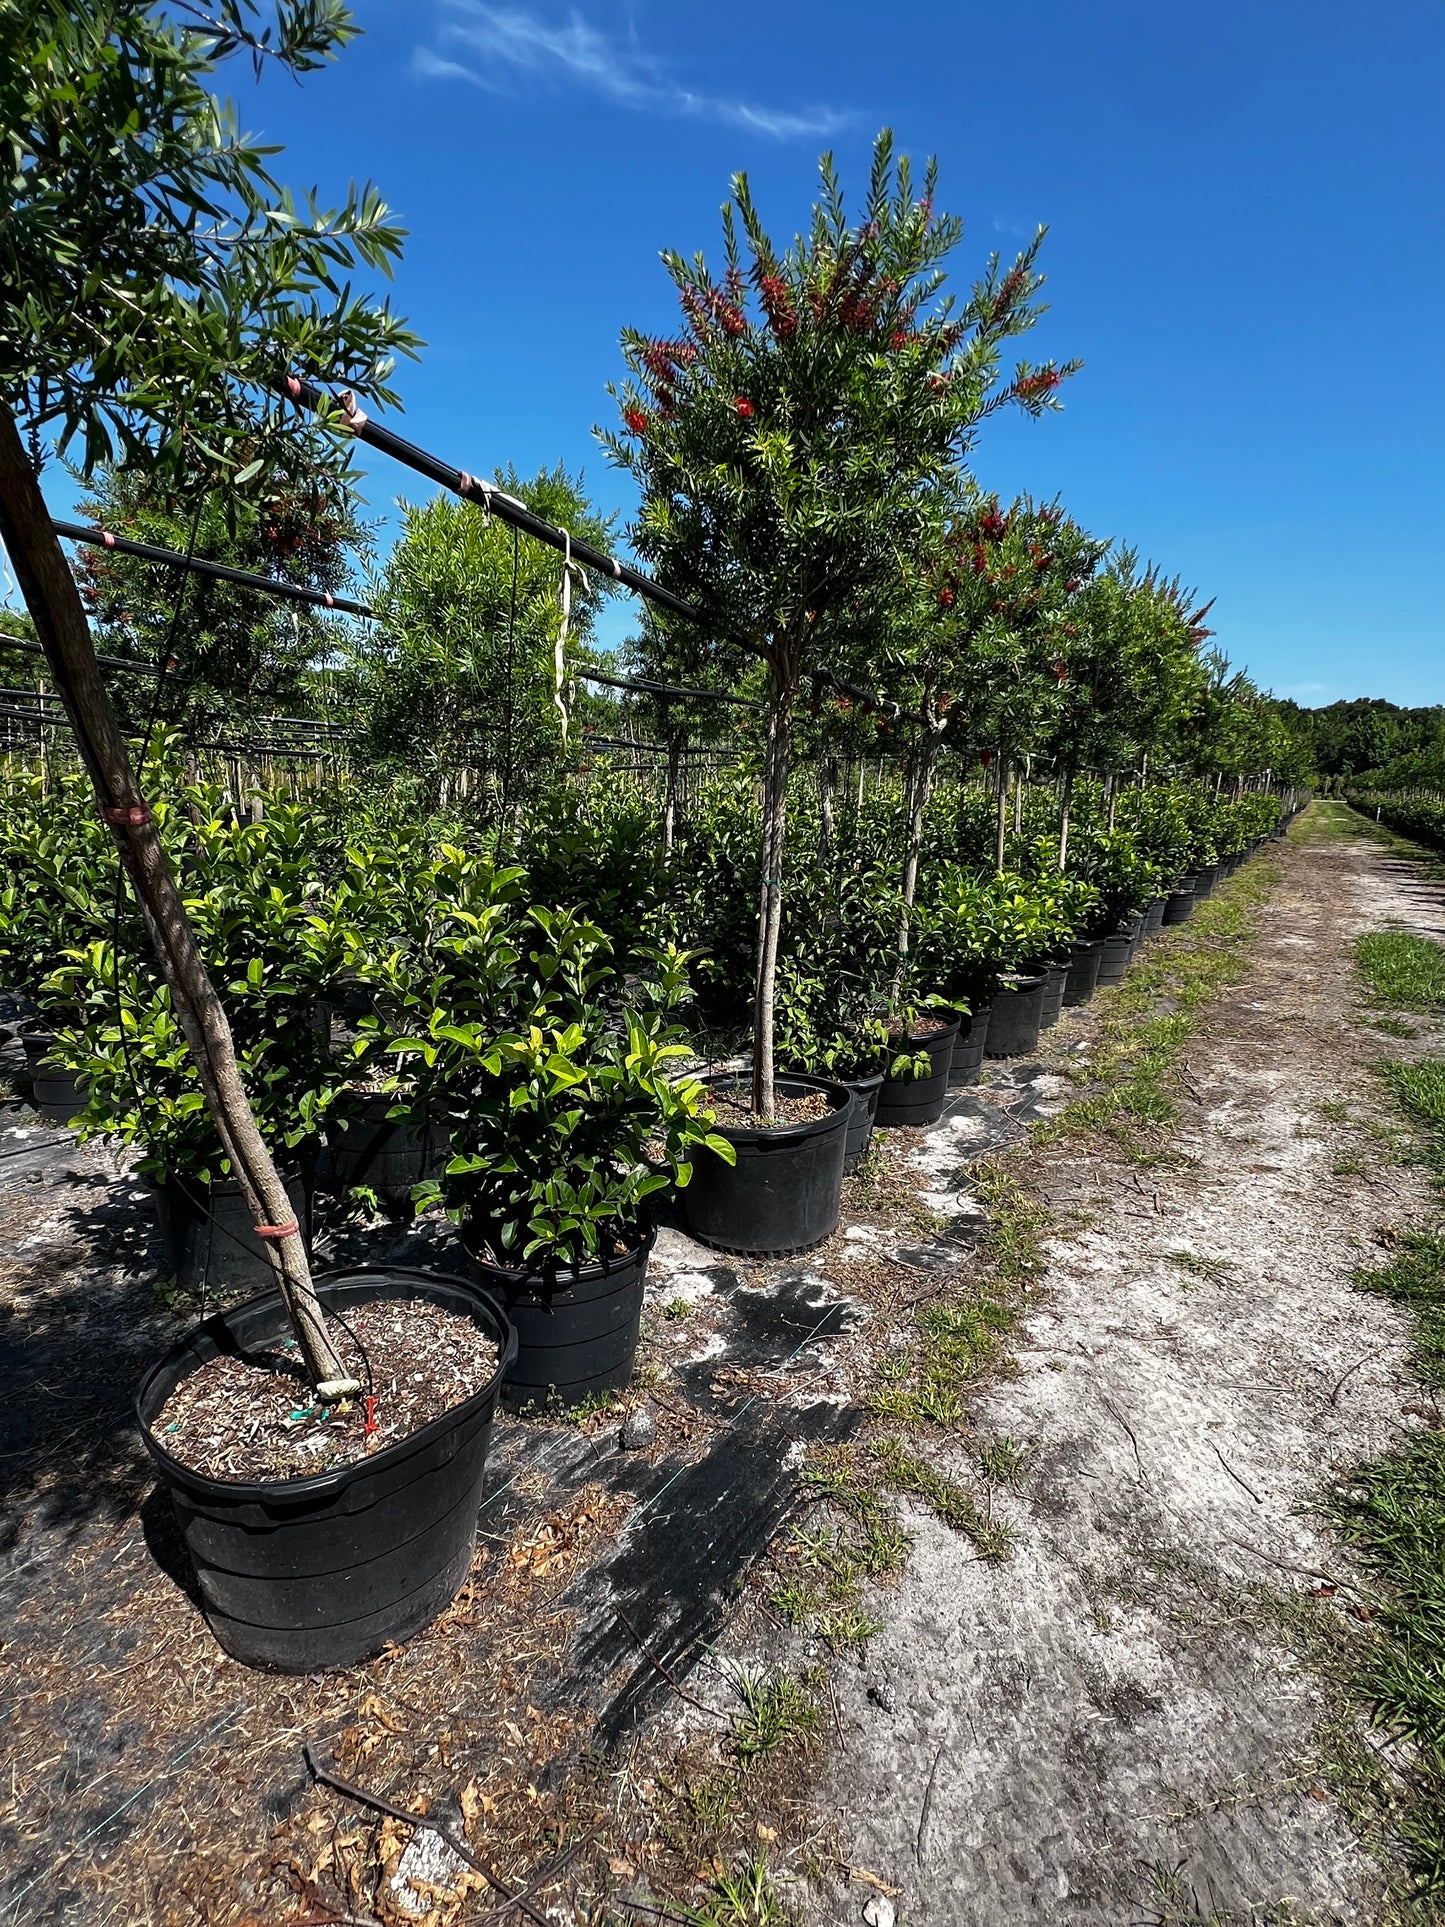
[0,405,356,1397]
[1013,760,1024,835]
[750,678,793,1123]
[1058,768,1074,872]
[995,769,1008,874]
[1106,774,1118,832]
[895,726,942,996]
[662,735,682,855]
[818,754,837,868]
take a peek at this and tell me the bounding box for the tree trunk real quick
[995,768,1008,875]
[0,405,356,1397]
[662,734,682,855]
[1058,768,1074,871]
[818,754,837,868]
[750,674,793,1123]
[1106,773,1118,832]
[895,722,943,995]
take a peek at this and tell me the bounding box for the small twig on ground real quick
[1220,1535,1364,1595]
[1212,1443,1264,1504]
[916,1743,945,1866]
[614,1608,728,1723]
[302,1743,551,1927]
[1101,1394,1145,1483]
[1328,1352,1373,1406]
[473,1828,600,1927]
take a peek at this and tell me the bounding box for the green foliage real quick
[1,0,417,487]
[1356,931,1445,1014]
[0,769,123,1015]
[727,1665,820,1763]
[357,468,617,807]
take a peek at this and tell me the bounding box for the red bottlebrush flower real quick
[1016,368,1063,403]
[889,328,911,350]
[680,287,710,337]
[758,271,798,342]
[1065,578,1081,594]
[623,406,649,436]
[712,290,748,337]
[733,397,755,419]
[980,509,1008,540]
[927,371,951,391]
[1053,662,1069,683]
[991,263,1028,322]
[835,696,852,714]
[939,586,955,608]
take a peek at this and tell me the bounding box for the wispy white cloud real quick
[414,3,853,140]
[1281,680,1332,697]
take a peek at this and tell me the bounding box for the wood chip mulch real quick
[151,1298,499,1483]
[709,1087,835,1128]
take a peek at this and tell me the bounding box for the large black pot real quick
[322,1095,448,1216]
[1192,862,1221,901]
[1162,877,1199,926]
[21,1030,88,1125]
[684,1072,850,1257]
[1141,897,1167,939]
[948,1003,992,1088]
[1096,920,1141,990]
[1063,939,1104,1008]
[876,1016,961,1128]
[467,1223,654,1413]
[985,976,1047,1058]
[134,1267,515,1672]
[841,1072,884,1174]
[154,1171,310,1302]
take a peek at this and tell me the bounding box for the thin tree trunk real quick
[818,754,837,868]
[1058,768,1074,871]
[995,768,1008,874]
[750,675,793,1123]
[1106,773,1118,832]
[0,405,356,1396]
[895,724,942,994]
[662,734,682,855]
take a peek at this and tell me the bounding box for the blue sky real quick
[133,2,1445,703]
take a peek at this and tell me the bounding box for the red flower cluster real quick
[623,405,649,436]
[938,586,955,608]
[1052,661,1069,683]
[990,263,1028,323]
[979,508,1008,540]
[889,328,911,351]
[1016,368,1063,402]
[758,271,798,342]
[733,397,755,418]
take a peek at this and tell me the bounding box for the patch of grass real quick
[1383,1061,1445,1167]
[1165,1249,1238,1288]
[813,1606,883,1649]
[1355,1232,1445,1386]
[1039,861,1276,1153]
[1357,929,1445,1015]
[727,1665,820,1763]
[1368,1014,1420,1039]
[868,1290,1018,1428]
[680,1855,792,1926]
[976,1434,1033,1484]
[869,1433,1013,1558]
[1332,1156,1370,1177]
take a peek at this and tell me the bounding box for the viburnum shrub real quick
[602,130,1073,1122]
[0,769,126,1022]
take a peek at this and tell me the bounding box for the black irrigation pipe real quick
[277,375,901,719]
[52,519,377,619]
[3,631,163,680]
[578,665,763,711]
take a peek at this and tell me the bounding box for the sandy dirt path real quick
[814,816,1445,1925]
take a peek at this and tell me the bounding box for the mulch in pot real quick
[707,1086,834,1129]
[151,1298,500,1484]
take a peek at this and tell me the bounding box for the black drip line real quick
[52,519,376,618]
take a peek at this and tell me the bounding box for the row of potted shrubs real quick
[0,761,1297,1667]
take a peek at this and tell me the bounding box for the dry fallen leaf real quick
[609,1858,637,1878]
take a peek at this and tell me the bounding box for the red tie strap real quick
[255,1218,300,1241]
[101,803,153,829]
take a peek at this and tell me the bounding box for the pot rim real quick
[466,1217,657,1288]
[134,1265,515,1506]
[700,1070,852,1144]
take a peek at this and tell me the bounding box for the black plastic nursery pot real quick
[876,1015,961,1129]
[1062,938,1104,1008]
[1141,897,1167,939]
[134,1268,516,1672]
[1036,958,1070,1030]
[467,1223,655,1413]
[947,1002,992,1089]
[1095,919,1142,989]
[841,1072,884,1174]
[684,1072,850,1257]
[1162,877,1200,926]
[20,1030,88,1125]
[984,975,1047,1058]
[1192,862,1221,901]
[322,1095,448,1215]
[153,1171,310,1302]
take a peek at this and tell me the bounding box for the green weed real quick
[728,1666,820,1763]
[870,1434,1014,1559]
[1355,1232,1445,1386]
[1357,930,1445,1014]
[663,1296,693,1321]
[680,1855,792,1926]
[976,1434,1033,1484]
[1165,1249,1237,1288]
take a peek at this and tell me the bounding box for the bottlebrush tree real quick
[601,130,1076,1119]
[886,492,1103,948]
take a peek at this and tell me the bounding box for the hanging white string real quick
[554,528,580,745]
